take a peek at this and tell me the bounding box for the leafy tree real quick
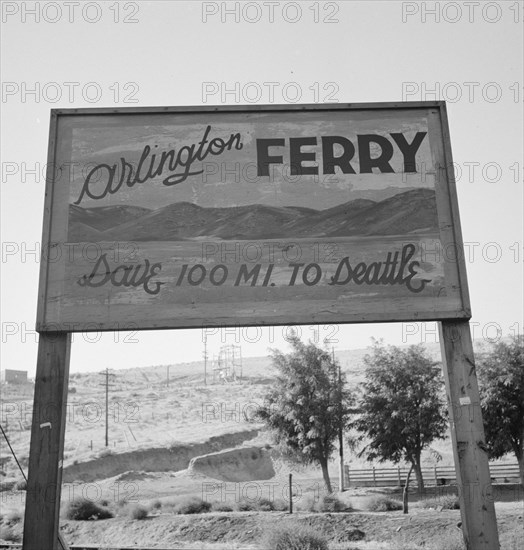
[257,336,354,493]
[476,335,524,487]
[353,340,447,491]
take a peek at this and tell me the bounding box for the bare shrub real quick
[317,493,349,512]
[235,498,257,511]
[272,498,289,511]
[264,523,328,550]
[0,526,21,543]
[63,498,114,520]
[211,501,234,512]
[150,499,162,510]
[422,495,460,510]
[14,479,27,491]
[296,494,318,512]
[365,495,403,512]
[5,510,23,524]
[127,503,148,520]
[169,496,211,514]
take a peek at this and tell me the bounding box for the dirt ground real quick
[56,508,514,548]
[1,482,522,549]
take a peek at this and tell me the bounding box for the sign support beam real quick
[440,320,500,550]
[22,332,71,550]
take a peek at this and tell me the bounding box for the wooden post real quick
[439,320,500,550]
[104,369,109,447]
[289,473,293,514]
[337,362,344,492]
[23,332,71,550]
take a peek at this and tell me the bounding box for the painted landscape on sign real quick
[68,188,438,242]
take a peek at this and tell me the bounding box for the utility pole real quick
[166,364,170,388]
[104,368,109,447]
[99,368,115,447]
[203,334,208,386]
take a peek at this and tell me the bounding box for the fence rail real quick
[344,462,521,487]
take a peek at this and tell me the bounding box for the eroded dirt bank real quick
[62,429,260,483]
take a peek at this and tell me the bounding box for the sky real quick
[1,0,523,376]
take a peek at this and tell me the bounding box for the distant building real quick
[1,369,28,384]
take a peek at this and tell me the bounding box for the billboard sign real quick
[37,102,470,331]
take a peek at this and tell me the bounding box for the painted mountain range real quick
[68,188,438,242]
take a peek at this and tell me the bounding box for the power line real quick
[1,423,70,549]
[0,422,26,482]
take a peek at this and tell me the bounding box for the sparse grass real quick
[231,497,287,512]
[388,542,424,550]
[437,495,460,510]
[116,498,128,508]
[63,497,114,520]
[390,528,467,550]
[257,498,274,511]
[264,522,328,550]
[294,493,349,513]
[167,496,211,514]
[272,498,289,511]
[14,479,27,491]
[425,532,465,550]
[422,494,460,510]
[5,510,23,524]
[365,495,403,512]
[500,528,523,550]
[126,503,149,520]
[235,498,257,511]
[296,494,318,512]
[0,525,21,543]
[211,501,234,512]
[150,499,162,510]
[317,493,349,512]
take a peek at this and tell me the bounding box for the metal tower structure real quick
[212,344,242,383]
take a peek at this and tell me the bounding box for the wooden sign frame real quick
[23,103,500,550]
[37,101,470,333]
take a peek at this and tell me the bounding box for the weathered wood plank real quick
[22,332,71,550]
[440,320,500,550]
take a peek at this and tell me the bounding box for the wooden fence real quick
[344,463,521,488]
